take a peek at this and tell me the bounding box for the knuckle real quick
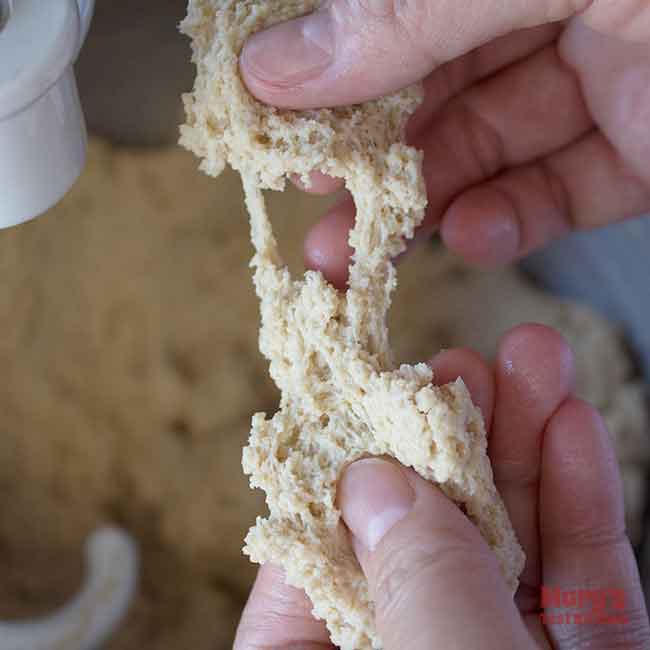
[453,99,504,180]
[555,513,628,551]
[394,1,436,54]
[339,0,438,64]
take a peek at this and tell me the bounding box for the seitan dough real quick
[180,1,525,648]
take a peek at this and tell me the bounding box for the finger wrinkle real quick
[550,607,650,650]
[547,512,628,551]
[536,156,574,230]
[453,97,506,182]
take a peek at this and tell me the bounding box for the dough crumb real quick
[180,2,525,648]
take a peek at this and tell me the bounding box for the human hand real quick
[240,1,650,287]
[234,324,650,649]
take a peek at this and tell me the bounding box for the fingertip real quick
[304,201,355,290]
[441,187,520,269]
[545,397,620,492]
[429,348,495,427]
[549,396,605,432]
[498,323,575,394]
[490,324,575,489]
[339,455,527,649]
[542,396,626,544]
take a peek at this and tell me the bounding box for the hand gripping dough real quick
[180,2,525,648]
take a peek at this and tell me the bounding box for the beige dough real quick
[180,2,525,648]
[0,7,644,649]
[0,138,646,648]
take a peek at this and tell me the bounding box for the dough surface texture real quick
[180,2,525,648]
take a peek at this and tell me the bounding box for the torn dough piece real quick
[180,1,525,648]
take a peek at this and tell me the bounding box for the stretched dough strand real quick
[180,2,525,648]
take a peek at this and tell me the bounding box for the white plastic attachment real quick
[0,0,95,229]
[76,0,95,56]
[0,527,139,650]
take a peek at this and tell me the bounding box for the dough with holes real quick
[180,2,525,648]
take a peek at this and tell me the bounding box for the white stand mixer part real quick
[0,0,95,229]
[0,2,9,31]
[0,527,139,650]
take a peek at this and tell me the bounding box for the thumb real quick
[241,0,588,109]
[339,458,532,650]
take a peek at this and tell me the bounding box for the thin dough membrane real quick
[180,2,525,648]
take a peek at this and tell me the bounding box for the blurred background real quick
[0,1,648,647]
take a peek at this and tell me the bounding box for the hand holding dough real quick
[180,2,525,648]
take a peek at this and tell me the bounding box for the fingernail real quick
[242,12,334,86]
[340,458,414,551]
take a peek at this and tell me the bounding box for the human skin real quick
[234,3,650,648]
[234,325,650,649]
[240,0,650,288]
